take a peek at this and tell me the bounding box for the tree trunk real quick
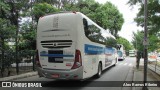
[1,38,4,77]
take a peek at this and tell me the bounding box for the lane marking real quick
[129,63,133,66]
[124,63,127,65]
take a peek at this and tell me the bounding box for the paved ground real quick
[0,71,37,81]
[132,58,160,90]
[0,57,160,90]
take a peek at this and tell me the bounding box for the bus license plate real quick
[52,74,59,78]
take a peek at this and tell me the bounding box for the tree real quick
[64,0,124,38]
[33,0,78,9]
[18,2,59,65]
[95,2,124,38]
[132,30,144,51]
[127,0,160,35]
[0,18,16,76]
[0,0,124,75]
[64,0,101,20]
[18,21,36,59]
[0,0,33,74]
[117,37,133,51]
[148,34,159,52]
[7,0,30,74]
[127,0,142,6]
[128,0,160,52]
[64,0,124,41]
[32,3,59,22]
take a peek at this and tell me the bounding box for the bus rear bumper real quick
[37,66,83,80]
[118,57,124,60]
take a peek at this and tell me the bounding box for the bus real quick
[129,50,136,57]
[117,44,125,60]
[36,12,118,80]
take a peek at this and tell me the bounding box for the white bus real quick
[117,44,125,60]
[36,12,118,80]
[129,50,136,57]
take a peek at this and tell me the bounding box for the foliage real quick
[0,0,33,75]
[95,2,124,37]
[18,21,36,58]
[132,30,159,52]
[133,0,160,34]
[20,2,59,57]
[0,0,124,74]
[127,0,142,6]
[117,37,133,51]
[0,19,15,39]
[64,0,124,38]
[148,34,160,52]
[132,30,144,51]
[0,18,16,52]
[128,0,160,52]
[0,18,16,74]
[0,0,10,18]
[32,3,59,22]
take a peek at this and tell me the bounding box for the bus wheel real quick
[96,63,102,78]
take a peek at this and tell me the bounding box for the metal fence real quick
[148,57,160,75]
[0,57,36,78]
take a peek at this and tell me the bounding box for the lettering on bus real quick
[42,34,70,38]
[84,44,104,55]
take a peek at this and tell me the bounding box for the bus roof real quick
[41,11,116,40]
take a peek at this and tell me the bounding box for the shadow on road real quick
[42,65,117,88]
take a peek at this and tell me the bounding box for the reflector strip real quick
[40,54,74,57]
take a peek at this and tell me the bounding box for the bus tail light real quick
[71,49,82,69]
[36,50,41,67]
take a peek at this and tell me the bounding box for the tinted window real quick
[83,18,102,43]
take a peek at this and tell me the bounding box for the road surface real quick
[2,57,137,90]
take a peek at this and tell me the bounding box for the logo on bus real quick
[53,43,57,47]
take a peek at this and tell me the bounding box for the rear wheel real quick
[96,63,102,78]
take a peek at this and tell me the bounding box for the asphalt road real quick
[2,57,136,90]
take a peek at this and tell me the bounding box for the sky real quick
[95,0,143,42]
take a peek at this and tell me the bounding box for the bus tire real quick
[96,62,102,78]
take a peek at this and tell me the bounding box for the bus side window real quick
[83,18,89,37]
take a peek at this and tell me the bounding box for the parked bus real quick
[129,50,136,57]
[36,12,118,80]
[117,44,125,60]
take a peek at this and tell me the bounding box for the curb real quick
[0,71,38,81]
[132,65,160,90]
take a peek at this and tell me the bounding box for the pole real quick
[14,2,19,75]
[143,0,148,90]
[15,14,19,75]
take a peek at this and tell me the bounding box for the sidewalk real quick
[132,59,160,90]
[0,71,38,81]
